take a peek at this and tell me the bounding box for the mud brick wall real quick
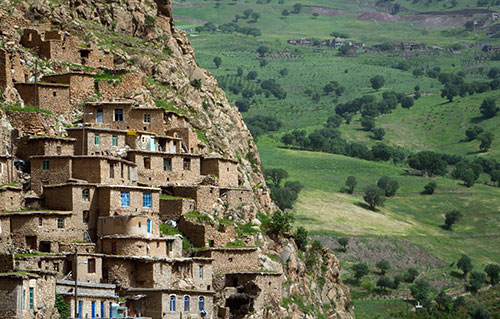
[96,72,145,99]
[30,157,72,194]
[201,159,239,188]
[171,186,219,213]
[0,254,14,272]
[16,138,74,160]
[0,217,12,252]
[96,186,160,216]
[42,73,95,105]
[197,249,259,275]
[220,189,253,210]
[0,188,24,212]
[0,48,12,90]
[5,110,60,137]
[14,84,71,117]
[159,198,195,222]
[98,214,161,237]
[0,277,21,318]
[179,218,236,248]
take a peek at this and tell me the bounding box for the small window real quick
[29,287,34,310]
[184,296,190,312]
[42,160,50,170]
[170,295,176,312]
[56,146,62,155]
[183,158,191,171]
[144,113,151,123]
[120,191,130,207]
[144,157,151,170]
[143,193,152,208]
[38,217,43,227]
[114,109,124,122]
[52,91,57,97]
[96,109,103,123]
[82,189,90,201]
[22,289,25,310]
[83,210,89,223]
[199,265,203,278]
[121,164,124,179]
[147,219,151,233]
[199,296,205,312]
[94,134,100,145]
[109,163,114,178]
[112,135,118,147]
[88,258,96,273]
[57,218,65,229]
[163,158,172,171]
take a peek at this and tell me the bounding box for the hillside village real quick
[0,26,287,319]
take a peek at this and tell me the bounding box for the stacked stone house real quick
[0,25,282,319]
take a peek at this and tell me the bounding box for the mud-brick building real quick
[14,82,71,116]
[98,215,161,238]
[41,72,95,105]
[56,279,119,319]
[128,151,202,185]
[30,155,137,194]
[196,247,259,275]
[100,235,182,258]
[15,136,76,161]
[159,196,196,222]
[166,127,204,154]
[0,215,12,250]
[0,271,57,319]
[220,188,254,210]
[179,216,236,248]
[164,185,219,213]
[201,157,239,188]
[0,48,12,90]
[0,185,24,212]
[223,272,283,318]
[125,287,215,319]
[5,210,89,252]
[165,111,191,130]
[84,101,166,135]
[14,254,68,279]
[0,155,15,185]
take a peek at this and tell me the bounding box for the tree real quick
[468,271,486,292]
[484,264,500,285]
[404,268,419,283]
[377,276,393,291]
[338,45,349,56]
[282,9,290,17]
[235,100,250,112]
[195,26,204,33]
[237,67,243,76]
[377,176,399,197]
[435,290,453,312]
[337,237,349,252]
[213,56,222,68]
[487,67,499,79]
[490,170,500,187]
[478,131,494,152]
[423,181,437,194]
[480,98,498,119]
[401,96,414,109]
[410,279,431,304]
[292,3,303,13]
[371,143,393,162]
[246,71,258,80]
[465,20,475,31]
[372,128,385,140]
[345,176,357,194]
[279,68,288,77]
[376,259,391,275]
[259,59,268,67]
[264,168,288,187]
[251,12,261,21]
[457,254,473,278]
[352,263,370,282]
[360,117,375,131]
[370,75,385,91]
[268,210,294,235]
[294,226,308,251]
[408,151,447,176]
[327,114,343,128]
[312,12,319,18]
[444,210,462,230]
[363,184,385,210]
[55,294,70,319]
[256,46,270,57]
[243,8,253,19]
[466,126,484,141]
[469,307,491,319]
[281,133,295,146]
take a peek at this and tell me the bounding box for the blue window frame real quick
[112,135,118,147]
[94,134,100,145]
[170,295,176,312]
[29,287,34,310]
[42,160,50,170]
[199,266,203,278]
[163,158,172,171]
[101,301,105,318]
[147,219,151,233]
[78,301,83,319]
[96,109,103,123]
[199,296,205,312]
[184,296,190,312]
[143,192,152,208]
[120,191,130,207]
[91,301,96,318]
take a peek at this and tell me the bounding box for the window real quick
[147,219,151,233]
[57,218,64,229]
[88,258,96,273]
[184,296,190,312]
[91,301,96,318]
[144,157,151,169]
[199,296,205,312]
[120,164,124,179]
[94,134,100,145]
[183,158,191,171]
[83,211,89,223]
[29,287,34,310]
[96,109,103,123]
[144,113,151,123]
[22,289,25,310]
[52,91,57,97]
[120,191,130,207]
[56,146,62,155]
[163,158,172,171]
[82,189,90,201]
[109,163,114,178]
[101,301,105,318]
[170,295,176,312]
[112,135,118,147]
[42,160,50,170]
[38,217,43,227]
[143,193,152,208]
[114,109,124,122]
[199,265,203,278]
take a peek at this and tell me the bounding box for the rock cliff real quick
[0,0,353,317]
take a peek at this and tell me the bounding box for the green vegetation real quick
[3,103,53,115]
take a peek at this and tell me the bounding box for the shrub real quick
[145,15,156,27]
[345,176,357,194]
[468,271,486,292]
[268,210,294,235]
[363,184,385,210]
[337,237,349,252]
[423,181,437,194]
[294,226,308,251]
[55,294,70,319]
[352,263,369,281]
[376,259,391,275]
[377,176,399,197]
[404,268,419,283]
[372,128,385,140]
[444,210,462,230]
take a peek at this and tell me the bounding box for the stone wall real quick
[201,158,239,188]
[220,188,253,210]
[41,73,95,105]
[0,254,14,272]
[4,109,60,137]
[0,48,12,90]
[67,128,128,156]
[30,156,72,194]
[159,197,195,222]
[100,236,181,258]
[196,248,259,275]
[96,72,145,99]
[179,217,236,248]
[98,214,161,237]
[0,187,24,212]
[14,255,67,279]
[96,185,160,216]
[14,83,71,117]
[0,217,12,252]
[0,157,14,185]
[15,136,75,160]
[170,185,219,213]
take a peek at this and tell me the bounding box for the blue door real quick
[78,301,83,319]
[91,301,96,318]
[101,301,105,318]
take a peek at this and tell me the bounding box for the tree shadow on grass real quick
[353,201,381,212]
[450,270,464,280]
[343,278,359,286]
[470,116,485,124]
[466,150,483,155]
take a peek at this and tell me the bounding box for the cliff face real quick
[0,0,353,317]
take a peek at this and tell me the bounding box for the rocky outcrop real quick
[0,0,353,317]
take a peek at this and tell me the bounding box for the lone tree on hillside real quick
[337,237,349,252]
[370,75,385,91]
[312,12,319,19]
[377,176,399,197]
[247,71,258,80]
[423,181,437,194]
[410,279,431,305]
[408,151,447,176]
[376,259,391,275]
[264,168,289,187]
[243,8,253,19]
[292,3,303,13]
[345,176,357,194]
[468,272,486,293]
[251,12,261,22]
[213,56,222,68]
[484,264,500,285]
[401,96,415,109]
[478,131,494,152]
[377,276,393,292]
[457,254,473,279]
[294,226,308,251]
[282,9,290,18]
[373,128,385,140]
[465,126,484,141]
[363,184,385,210]
[256,46,270,57]
[352,263,370,282]
[480,98,498,119]
[444,210,462,230]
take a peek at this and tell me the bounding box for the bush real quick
[363,184,385,210]
[268,210,294,235]
[468,271,486,292]
[294,226,308,251]
[376,276,393,291]
[361,117,375,131]
[345,176,357,194]
[235,99,250,112]
[55,294,70,319]
[338,237,349,252]
[410,279,431,304]
[423,181,437,194]
[444,210,462,230]
[376,259,391,275]
[352,263,369,281]
[404,268,419,283]
[377,176,399,197]
[372,128,385,140]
